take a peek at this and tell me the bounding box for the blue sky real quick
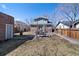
[0,3,59,24]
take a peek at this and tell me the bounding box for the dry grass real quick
[23,32,34,35]
[6,35,79,56]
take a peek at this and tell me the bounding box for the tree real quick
[50,7,65,32]
[58,3,79,28]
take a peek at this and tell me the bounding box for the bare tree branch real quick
[56,3,79,28]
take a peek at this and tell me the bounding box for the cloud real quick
[1,4,7,9]
[1,4,13,11]
[16,19,20,21]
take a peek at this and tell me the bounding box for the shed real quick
[0,12,14,41]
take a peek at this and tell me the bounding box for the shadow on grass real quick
[0,35,35,56]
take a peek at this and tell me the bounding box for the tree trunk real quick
[20,31,23,35]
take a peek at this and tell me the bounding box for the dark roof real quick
[0,12,4,14]
[0,12,13,18]
[34,17,48,21]
[61,21,73,26]
[47,21,52,23]
[74,20,79,25]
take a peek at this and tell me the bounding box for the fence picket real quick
[56,29,79,40]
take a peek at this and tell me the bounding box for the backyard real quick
[5,34,79,56]
[0,3,79,57]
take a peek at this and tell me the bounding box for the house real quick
[30,17,53,34]
[56,21,71,29]
[74,20,79,29]
[56,20,79,39]
[56,20,79,29]
[14,21,30,33]
[0,12,14,41]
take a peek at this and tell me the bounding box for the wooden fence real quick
[56,29,79,39]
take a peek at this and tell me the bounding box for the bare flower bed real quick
[6,35,79,56]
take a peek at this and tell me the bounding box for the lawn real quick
[6,34,79,56]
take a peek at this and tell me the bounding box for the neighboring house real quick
[0,12,14,41]
[74,20,79,29]
[56,21,71,29]
[30,17,53,33]
[75,23,79,29]
[14,21,30,33]
[56,20,79,29]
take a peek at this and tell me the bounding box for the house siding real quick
[56,23,69,29]
[0,13,14,41]
[75,24,79,29]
